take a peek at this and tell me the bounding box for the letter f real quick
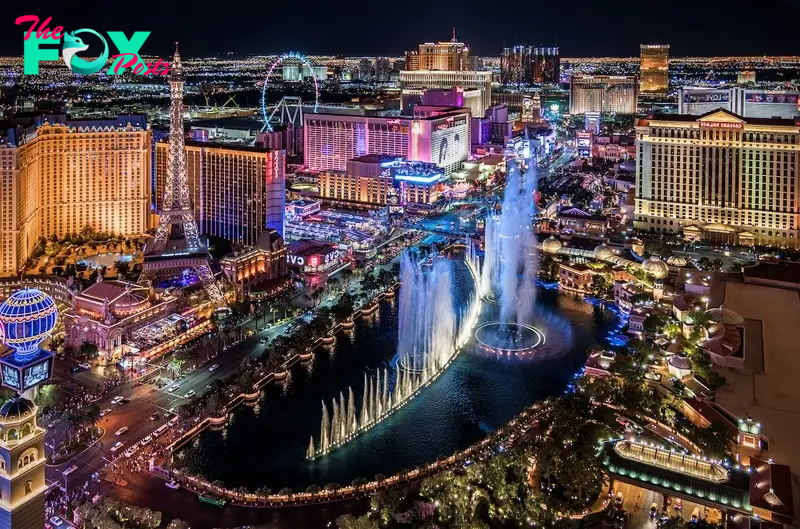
[21,34,60,75]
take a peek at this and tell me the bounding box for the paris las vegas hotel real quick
[635,109,800,247]
[0,115,151,276]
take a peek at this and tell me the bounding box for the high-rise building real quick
[532,47,560,85]
[678,87,800,120]
[0,116,151,277]
[358,59,373,81]
[404,50,419,71]
[640,44,670,94]
[569,75,638,114]
[155,141,285,246]
[375,58,391,82]
[416,31,469,71]
[400,70,493,115]
[634,110,800,247]
[303,108,471,175]
[500,46,532,86]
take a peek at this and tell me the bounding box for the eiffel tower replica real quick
[140,43,226,307]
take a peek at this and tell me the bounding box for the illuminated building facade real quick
[678,87,800,120]
[634,110,800,247]
[404,50,419,71]
[501,46,532,86]
[318,155,442,208]
[0,116,151,277]
[640,44,670,94]
[532,47,560,85]
[155,141,285,246]
[219,229,288,297]
[400,70,493,115]
[569,75,638,114]
[304,109,470,175]
[63,279,177,363]
[417,36,469,71]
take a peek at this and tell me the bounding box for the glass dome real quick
[0,288,58,361]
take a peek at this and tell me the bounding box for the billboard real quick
[431,117,469,170]
[745,92,799,104]
[576,131,591,156]
[683,91,730,104]
[0,353,53,391]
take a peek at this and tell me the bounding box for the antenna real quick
[452,27,456,42]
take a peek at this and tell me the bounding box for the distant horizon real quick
[2,54,800,61]
[4,0,800,58]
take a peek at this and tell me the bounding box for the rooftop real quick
[743,261,800,286]
[639,109,800,128]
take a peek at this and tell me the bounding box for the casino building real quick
[678,87,800,120]
[155,141,286,245]
[318,155,443,209]
[0,116,151,277]
[303,108,470,175]
[569,75,638,115]
[634,110,800,247]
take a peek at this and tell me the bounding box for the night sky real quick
[5,0,800,58]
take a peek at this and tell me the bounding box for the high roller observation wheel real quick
[261,52,320,132]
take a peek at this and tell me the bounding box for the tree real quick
[590,274,612,298]
[79,341,99,360]
[114,260,130,277]
[165,520,190,529]
[337,514,380,529]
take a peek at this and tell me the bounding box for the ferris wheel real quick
[261,52,321,132]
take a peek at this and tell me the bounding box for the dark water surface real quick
[175,264,617,491]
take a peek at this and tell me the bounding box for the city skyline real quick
[4,0,800,58]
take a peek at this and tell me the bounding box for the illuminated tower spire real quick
[140,44,226,307]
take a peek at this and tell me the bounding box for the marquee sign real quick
[699,121,743,130]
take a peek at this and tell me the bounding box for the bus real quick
[198,495,227,507]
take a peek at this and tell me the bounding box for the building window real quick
[24,481,32,495]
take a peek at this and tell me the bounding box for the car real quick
[184,390,195,399]
[168,407,176,414]
[140,435,153,446]
[79,362,91,369]
[70,366,81,373]
[206,384,212,390]
[154,424,169,436]
[63,464,78,476]
[150,412,160,421]
[110,396,124,405]
[166,481,181,490]
[123,446,138,458]
[49,516,63,527]
[110,441,124,453]
[120,398,130,404]
[114,426,129,436]
[100,408,112,417]
[168,416,179,426]
[208,364,219,372]
[167,383,180,392]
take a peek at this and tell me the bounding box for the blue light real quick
[0,289,58,361]
[393,173,443,184]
